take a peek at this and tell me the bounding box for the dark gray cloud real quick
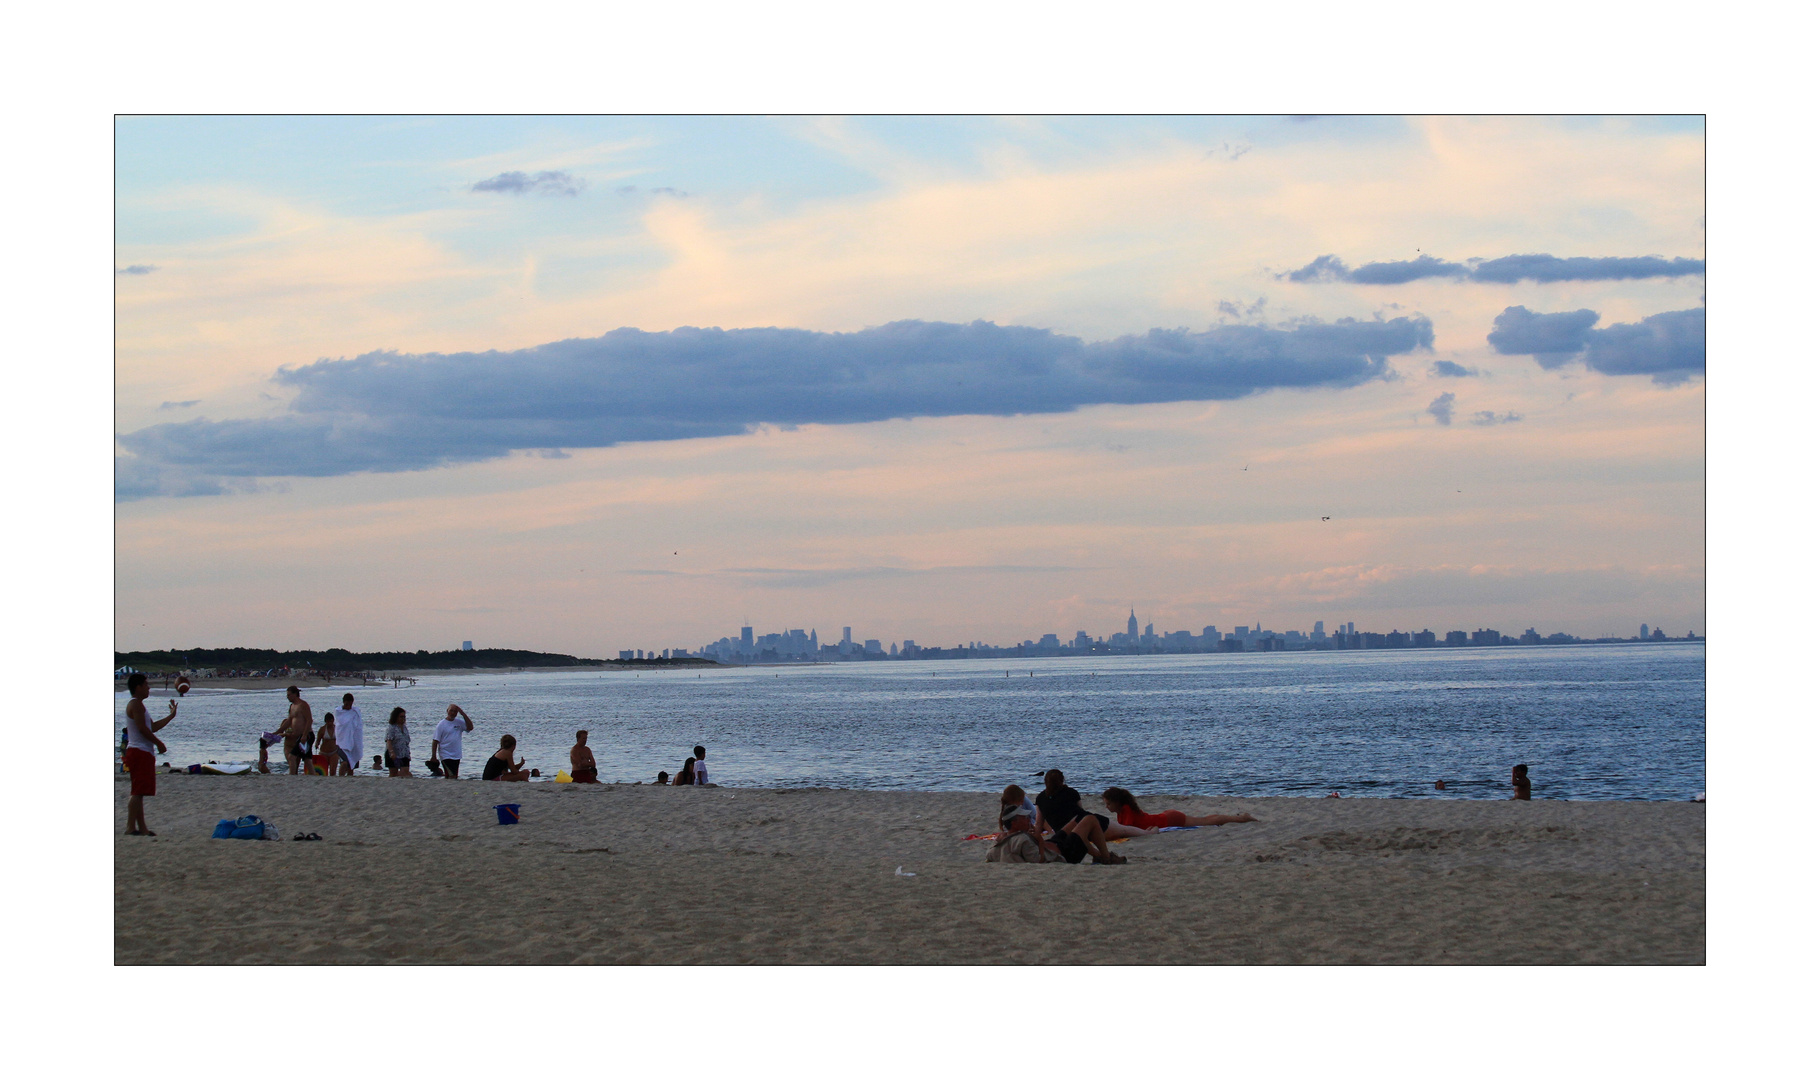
[158,400,200,410]
[1488,306,1705,385]
[1469,410,1522,426]
[1427,392,1456,426]
[1429,360,1477,378]
[1284,253,1705,285]
[471,170,585,196]
[116,264,157,275]
[115,316,1432,498]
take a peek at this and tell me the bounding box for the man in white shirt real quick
[431,704,474,778]
[333,693,364,775]
[691,745,709,786]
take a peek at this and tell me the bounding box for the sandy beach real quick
[114,774,1703,964]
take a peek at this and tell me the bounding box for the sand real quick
[114,775,1704,964]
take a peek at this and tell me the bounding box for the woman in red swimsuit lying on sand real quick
[1100,787,1258,830]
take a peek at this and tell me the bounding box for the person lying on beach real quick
[570,730,599,783]
[1100,787,1257,830]
[316,714,339,777]
[1000,786,1064,857]
[1034,770,1125,865]
[280,686,313,775]
[483,735,532,782]
[385,707,411,777]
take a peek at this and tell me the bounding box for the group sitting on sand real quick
[656,745,710,786]
[991,769,1257,864]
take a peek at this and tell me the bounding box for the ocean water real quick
[114,642,1705,801]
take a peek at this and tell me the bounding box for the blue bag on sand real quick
[212,819,236,839]
[227,814,268,840]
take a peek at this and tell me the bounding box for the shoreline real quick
[115,776,1704,964]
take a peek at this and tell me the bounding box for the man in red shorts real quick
[123,672,178,836]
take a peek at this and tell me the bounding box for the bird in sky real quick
[1321,516,1330,521]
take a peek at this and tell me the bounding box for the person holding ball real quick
[122,673,177,836]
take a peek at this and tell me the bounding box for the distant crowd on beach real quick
[247,687,714,788]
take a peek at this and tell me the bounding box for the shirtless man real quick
[570,730,599,783]
[279,686,314,775]
[123,673,177,835]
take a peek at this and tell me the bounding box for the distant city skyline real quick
[598,609,1702,663]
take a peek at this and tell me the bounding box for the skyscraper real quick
[1127,609,1139,639]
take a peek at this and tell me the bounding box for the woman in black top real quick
[1034,769,1125,864]
[483,735,531,782]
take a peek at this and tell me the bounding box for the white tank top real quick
[124,702,158,753]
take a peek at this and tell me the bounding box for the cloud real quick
[114,456,228,500]
[1469,254,1706,283]
[1426,392,1456,426]
[1283,253,1704,285]
[1429,360,1477,378]
[115,264,157,275]
[115,315,1432,495]
[158,400,201,410]
[1469,410,1522,426]
[616,185,690,197]
[1488,306,1704,385]
[1579,308,1706,384]
[471,170,585,196]
[1486,306,1600,363]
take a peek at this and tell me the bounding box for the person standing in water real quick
[1511,764,1532,800]
[385,707,411,777]
[279,686,314,775]
[332,693,363,776]
[122,673,176,835]
[431,704,474,778]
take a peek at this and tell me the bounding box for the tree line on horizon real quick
[113,646,614,672]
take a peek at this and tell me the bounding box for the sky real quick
[114,115,1706,655]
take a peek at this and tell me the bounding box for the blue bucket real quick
[494,803,521,825]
